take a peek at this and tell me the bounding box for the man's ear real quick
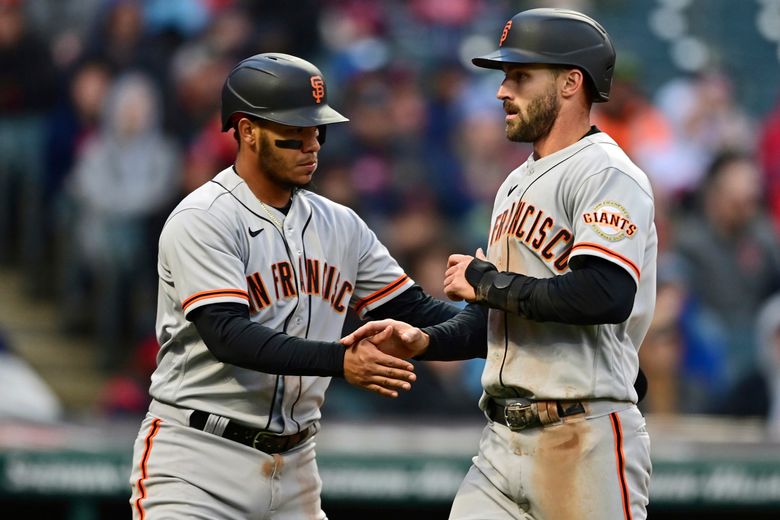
[237,117,257,149]
[560,68,585,100]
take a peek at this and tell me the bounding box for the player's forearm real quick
[466,256,636,325]
[367,285,486,360]
[190,303,345,377]
[418,303,488,361]
[367,285,461,326]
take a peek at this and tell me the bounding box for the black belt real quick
[486,399,586,432]
[189,410,312,454]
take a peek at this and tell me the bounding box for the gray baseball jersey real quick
[149,166,414,432]
[130,166,414,519]
[450,131,655,520]
[480,131,657,405]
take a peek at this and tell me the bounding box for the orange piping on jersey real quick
[182,289,249,312]
[609,413,633,520]
[570,242,640,280]
[134,418,162,520]
[354,274,410,315]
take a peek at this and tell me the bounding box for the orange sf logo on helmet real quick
[499,20,512,46]
[310,76,325,104]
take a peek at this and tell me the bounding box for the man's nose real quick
[497,81,511,101]
[302,132,321,153]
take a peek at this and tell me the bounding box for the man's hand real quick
[444,248,488,302]
[341,319,429,359]
[343,325,417,398]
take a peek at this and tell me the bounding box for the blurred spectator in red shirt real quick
[758,94,780,233]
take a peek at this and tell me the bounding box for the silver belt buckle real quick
[504,402,535,431]
[252,431,275,451]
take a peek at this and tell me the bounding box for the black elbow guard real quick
[465,259,530,314]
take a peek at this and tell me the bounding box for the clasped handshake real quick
[338,249,485,397]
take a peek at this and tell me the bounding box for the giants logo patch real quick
[582,201,637,241]
[310,76,324,104]
[499,20,512,46]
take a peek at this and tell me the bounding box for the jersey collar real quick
[526,128,615,172]
[216,166,312,224]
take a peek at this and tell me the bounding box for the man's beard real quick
[505,87,560,143]
[259,133,311,191]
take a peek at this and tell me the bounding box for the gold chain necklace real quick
[258,199,284,230]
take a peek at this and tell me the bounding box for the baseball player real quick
[128,53,460,519]
[344,8,656,519]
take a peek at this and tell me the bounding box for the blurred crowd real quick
[2,0,780,434]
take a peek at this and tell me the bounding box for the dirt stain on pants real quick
[532,419,590,519]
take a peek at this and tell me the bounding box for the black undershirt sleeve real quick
[519,256,637,324]
[187,286,484,377]
[414,256,637,362]
[188,286,461,378]
[368,285,487,360]
[366,285,461,325]
[189,303,345,377]
[419,303,488,361]
[470,256,636,324]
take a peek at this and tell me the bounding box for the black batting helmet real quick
[472,8,615,102]
[221,53,348,133]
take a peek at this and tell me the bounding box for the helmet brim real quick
[261,104,349,128]
[472,48,563,70]
[223,104,349,131]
